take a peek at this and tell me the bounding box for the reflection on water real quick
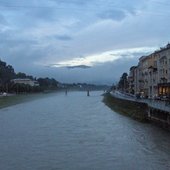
[0,91,170,170]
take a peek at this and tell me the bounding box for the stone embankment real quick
[103,91,170,130]
[103,92,148,122]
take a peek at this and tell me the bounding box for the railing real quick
[141,99,170,112]
[111,91,170,113]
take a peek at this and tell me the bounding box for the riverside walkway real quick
[111,91,170,113]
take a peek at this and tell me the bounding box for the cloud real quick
[0,14,7,24]
[48,46,157,68]
[98,9,127,21]
[0,0,170,84]
[50,0,95,6]
[0,13,9,32]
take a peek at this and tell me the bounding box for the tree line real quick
[0,60,59,93]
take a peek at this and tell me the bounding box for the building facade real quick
[156,44,170,98]
[127,43,170,99]
[128,66,137,94]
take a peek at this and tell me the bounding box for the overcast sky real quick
[0,0,170,84]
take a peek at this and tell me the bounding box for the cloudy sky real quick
[0,0,170,84]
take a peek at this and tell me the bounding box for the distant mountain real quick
[60,82,110,91]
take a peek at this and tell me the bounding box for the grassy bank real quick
[0,92,56,109]
[103,93,149,122]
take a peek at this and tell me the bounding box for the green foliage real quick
[0,60,15,85]
[16,72,34,80]
[37,77,59,90]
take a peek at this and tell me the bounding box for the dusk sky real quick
[0,0,170,84]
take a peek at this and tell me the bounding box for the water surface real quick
[0,91,170,170]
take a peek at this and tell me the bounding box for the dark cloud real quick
[0,13,7,25]
[0,30,38,52]
[50,0,95,6]
[54,35,73,41]
[47,64,91,69]
[66,65,91,69]
[96,0,142,21]
[25,8,57,22]
[119,51,152,58]
[121,0,142,13]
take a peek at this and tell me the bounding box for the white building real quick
[11,79,39,87]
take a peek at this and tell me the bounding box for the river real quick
[0,91,170,170]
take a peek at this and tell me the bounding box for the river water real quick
[0,91,170,170]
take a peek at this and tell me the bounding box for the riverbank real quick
[0,91,60,109]
[103,93,148,122]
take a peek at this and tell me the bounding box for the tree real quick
[118,72,129,92]
[16,72,34,80]
[37,77,59,90]
[0,59,59,93]
[0,60,15,89]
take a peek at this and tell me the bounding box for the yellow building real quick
[125,43,170,99]
[137,52,159,98]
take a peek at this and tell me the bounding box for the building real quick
[127,51,159,98]
[138,56,150,97]
[11,78,39,87]
[147,53,159,98]
[133,66,139,95]
[156,44,170,98]
[128,66,137,94]
[134,52,159,98]
[121,43,170,99]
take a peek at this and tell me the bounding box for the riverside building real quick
[128,66,137,94]
[11,78,39,87]
[156,44,170,98]
[127,43,170,99]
